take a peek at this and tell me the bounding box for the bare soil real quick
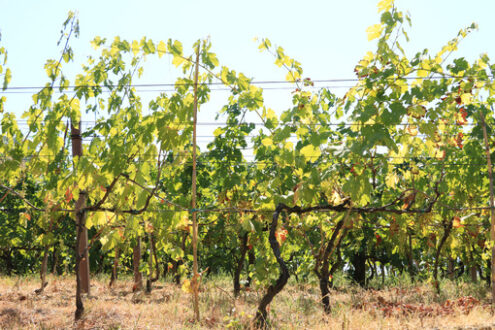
[0,275,494,329]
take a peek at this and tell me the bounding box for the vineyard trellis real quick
[2,0,495,327]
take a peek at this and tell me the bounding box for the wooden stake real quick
[74,191,87,321]
[71,121,90,294]
[190,44,201,322]
[480,111,495,308]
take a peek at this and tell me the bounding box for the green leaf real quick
[451,57,469,74]
[382,102,406,124]
[359,104,377,122]
[343,175,371,205]
[141,38,156,54]
[2,68,11,90]
[136,190,149,209]
[204,52,219,68]
[147,39,156,53]
[168,39,183,56]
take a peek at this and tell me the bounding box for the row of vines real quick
[1,0,495,327]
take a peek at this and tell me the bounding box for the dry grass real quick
[0,274,494,329]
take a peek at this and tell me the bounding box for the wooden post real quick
[71,121,90,295]
[74,191,87,320]
[190,45,201,322]
[480,111,495,308]
[146,232,154,293]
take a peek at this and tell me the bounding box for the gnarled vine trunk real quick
[146,233,159,293]
[133,236,143,292]
[109,247,119,288]
[315,218,345,313]
[37,246,49,294]
[234,232,249,297]
[433,217,453,293]
[350,249,367,287]
[51,246,59,275]
[255,204,289,327]
[246,249,255,287]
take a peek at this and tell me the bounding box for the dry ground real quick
[0,275,494,329]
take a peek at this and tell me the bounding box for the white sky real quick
[1,0,494,153]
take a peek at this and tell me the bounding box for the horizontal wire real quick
[2,75,493,91]
[7,120,480,127]
[13,154,483,160]
[10,132,471,140]
[11,155,493,167]
[0,85,355,94]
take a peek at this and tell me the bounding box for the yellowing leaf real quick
[434,148,446,160]
[417,69,428,78]
[0,96,5,112]
[86,212,107,228]
[206,52,219,68]
[300,144,321,160]
[213,127,224,137]
[330,190,344,205]
[450,237,459,250]
[366,24,384,41]
[131,40,140,56]
[406,125,418,136]
[460,93,472,105]
[393,79,408,94]
[385,173,398,188]
[275,228,288,246]
[90,36,104,50]
[364,51,375,62]
[407,104,426,119]
[64,188,73,202]
[453,216,463,228]
[377,0,393,12]
[181,279,193,294]
[285,71,301,83]
[265,108,277,120]
[157,40,166,58]
[261,137,273,146]
[172,55,186,67]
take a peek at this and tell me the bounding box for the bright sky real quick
[1,0,494,152]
